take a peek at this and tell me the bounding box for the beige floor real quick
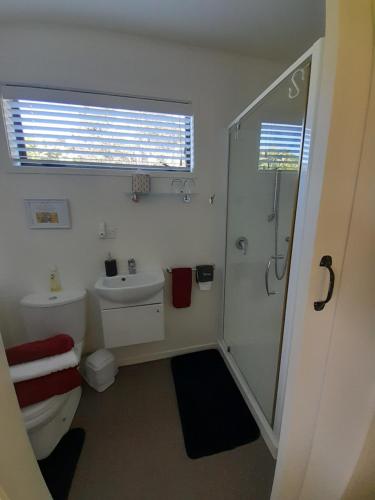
[70,359,275,500]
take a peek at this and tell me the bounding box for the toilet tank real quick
[20,290,87,345]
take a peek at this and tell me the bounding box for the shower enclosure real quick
[219,41,323,455]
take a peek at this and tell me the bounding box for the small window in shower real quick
[258,122,303,171]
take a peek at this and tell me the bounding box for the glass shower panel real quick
[223,62,311,426]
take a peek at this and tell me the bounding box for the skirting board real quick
[114,342,217,367]
[218,339,278,458]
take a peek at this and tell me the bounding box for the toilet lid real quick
[21,290,86,308]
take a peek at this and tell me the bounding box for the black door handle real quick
[314,255,335,311]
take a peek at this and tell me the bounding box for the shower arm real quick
[268,169,280,222]
[269,169,290,281]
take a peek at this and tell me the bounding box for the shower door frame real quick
[218,38,325,457]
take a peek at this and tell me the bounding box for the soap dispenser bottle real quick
[105,253,118,277]
[49,266,62,292]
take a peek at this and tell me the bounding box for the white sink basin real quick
[94,270,165,304]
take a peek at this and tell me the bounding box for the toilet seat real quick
[21,340,83,431]
[22,391,71,431]
[24,386,82,459]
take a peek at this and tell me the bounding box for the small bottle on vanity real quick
[105,253,118,277]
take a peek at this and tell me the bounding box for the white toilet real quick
[19,289,86,459]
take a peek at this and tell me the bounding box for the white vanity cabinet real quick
[98,290,165,348]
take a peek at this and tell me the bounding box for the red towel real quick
[172,268,192,308]
[6,334,74,366]
[15,367,82,408]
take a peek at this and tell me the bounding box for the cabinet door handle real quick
[314,255,335,311]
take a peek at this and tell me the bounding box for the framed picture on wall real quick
[24,199,71,229]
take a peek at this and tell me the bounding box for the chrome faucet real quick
[128,258,136,274]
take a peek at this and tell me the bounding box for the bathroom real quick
[1,1,375,500]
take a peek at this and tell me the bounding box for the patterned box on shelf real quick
[132,174,151,194]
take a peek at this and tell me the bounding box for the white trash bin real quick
[83,349,118,392]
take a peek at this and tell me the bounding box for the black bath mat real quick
[38,428,85,500]
[171,349,259,459]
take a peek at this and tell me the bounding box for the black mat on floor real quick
[38,428,85,500]
[171,349,260,459]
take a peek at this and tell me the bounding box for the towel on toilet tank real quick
[6,334,74,366]
[10,349,79,383]
[172,268,192,308]
[15,368,82,408]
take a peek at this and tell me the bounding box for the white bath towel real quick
[10,349,79,383]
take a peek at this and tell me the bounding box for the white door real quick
[272,1,374,499]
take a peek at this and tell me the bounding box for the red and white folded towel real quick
[10,349,79,383]
[15,368,82,408]
[6,333,74,366]
[7,334,79,383]
[6,334,82,408]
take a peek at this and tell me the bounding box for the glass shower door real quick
[223,62,311,426]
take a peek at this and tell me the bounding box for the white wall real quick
[0,23,284,363]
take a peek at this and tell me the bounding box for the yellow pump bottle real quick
[49,266,62,292]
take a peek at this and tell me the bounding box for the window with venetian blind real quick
[1,86,194,172]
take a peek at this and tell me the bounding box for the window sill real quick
[5,166,195,179]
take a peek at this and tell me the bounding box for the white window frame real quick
[0,85,194,177]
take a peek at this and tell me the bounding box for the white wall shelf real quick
[125,176,197,202]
